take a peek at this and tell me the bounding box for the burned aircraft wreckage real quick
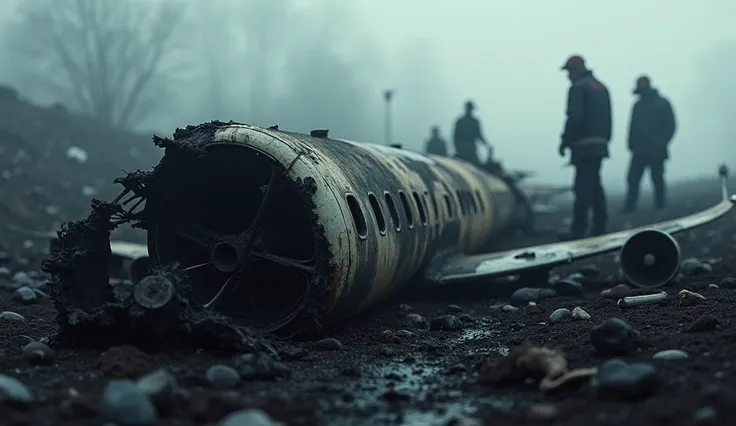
[41,121,736,350]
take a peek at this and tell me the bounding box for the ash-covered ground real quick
[1,92,735,425]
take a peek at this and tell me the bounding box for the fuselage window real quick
[384,191,401,232]
[398,190,414,229]
[444,193,454,220]
[368,192,386,235]
[413,191,428,226]
[456,190,467,217]
[346,193,367,238]
[475,189,485,213]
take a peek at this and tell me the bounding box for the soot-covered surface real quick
[2,175,736,425]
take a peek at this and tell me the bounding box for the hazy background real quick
[0,0,734,191]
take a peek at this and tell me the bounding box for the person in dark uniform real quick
[452,100,489,165]
[424,126,448,156]
[621,75,677,212]
[558,55,612,240]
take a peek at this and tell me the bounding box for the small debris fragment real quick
[205,364,240,390]
[618,291,667,308]
[510,288,556,306]
[718,277,736,289]
[99,379,157,426]
[403,313,429,330]
[136,368,178,412]
[551,279,583,297]
[501,304,518,313]
[11,286,38,304]
[677,289,706,306]
[0,374,34,407]
[133,275,175,309]
[447,304,463,313]
[600,284,632,299]
[0,311,25,322]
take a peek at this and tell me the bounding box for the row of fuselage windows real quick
[346,187,499,238]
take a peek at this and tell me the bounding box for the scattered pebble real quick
[708,283,719,289]
[510,287,556,306]
[234,353,290,380]
[313,337,344,351]
[572,306,591,320]
[429,315,464,331]
[446,304,463,313]
[11,286,38,304]
[549,308,571,323]
[205,364,240,390]
[99,379,157,426]
[718,277,736,289]
[21,341,53,366]
[501,304,518,313]
[689,314,719,332]
[218,409,284,426]
[403,313,429,330]
[0,374,34,406]
[693,406,718,424]
[653,349,689,361]
[680,258,713,276]
[136,368,178,411]
[591,359,659,400]
[590,318,637,355]
[600,284,632,299]
[0,311,24,322]
[552,279,584,297]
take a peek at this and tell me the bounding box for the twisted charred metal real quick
[45,122,736,340]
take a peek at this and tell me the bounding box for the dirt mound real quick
[0,85,160,256]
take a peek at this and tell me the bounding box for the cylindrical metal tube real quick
[617,291,668,308]
[141,123,528,335]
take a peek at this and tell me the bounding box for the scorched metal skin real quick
[137,122,734,337]
[142,123,533,335]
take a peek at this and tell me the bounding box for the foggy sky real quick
[1,0,735,192]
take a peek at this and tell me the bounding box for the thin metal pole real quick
[384,90,393,145]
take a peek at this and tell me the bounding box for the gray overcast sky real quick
[1,0,735,190]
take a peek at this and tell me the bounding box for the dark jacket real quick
[627,89,676,160]
[561,70,612,164]
[425,136,447,156]
[453,115,482,149]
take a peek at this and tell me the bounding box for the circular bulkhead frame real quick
[144,142,330,333]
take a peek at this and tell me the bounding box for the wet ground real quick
[1,175,736,425]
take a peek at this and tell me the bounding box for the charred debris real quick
[40,121,303,354]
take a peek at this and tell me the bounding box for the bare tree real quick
[4,0,186,130]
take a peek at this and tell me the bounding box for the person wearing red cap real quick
[621,75,677,212]
[558,54,612,240]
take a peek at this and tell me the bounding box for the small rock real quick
[708,284,719,289]
[233,353,290,381]
[398,303,413,314]
[571,306,591,320]
[11,286,38,304]
[136,368,177,412]
[218,408,284,426]
[429,315,464,331]
[681,258,712,276]
[0,374,34,406]
[12,271,34,287]
[458,313,475,323]
[590,318,637,355]
[591,359,659,400]
[0,311,24,322]
[501,304,518,312]
[653,349,688,361]
[689,314,718,332]
[99,380,157,426]
[394,330,413,339]
[526,403,559,420]
[205,364,240,389]
[549,308,571,323]
[693,406,718,424]
[446,304,463,313]
[510,287,556,306]
[600,284,631,299]
[21,341,53,366]
[0,266,11,278]
[552,279,584,297]
[314,337,343,351]
[718,277,736,289]
[403,313,429,330]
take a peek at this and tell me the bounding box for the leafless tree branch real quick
[4,0,186,130]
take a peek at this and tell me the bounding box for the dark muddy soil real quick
[2,172,736,426]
